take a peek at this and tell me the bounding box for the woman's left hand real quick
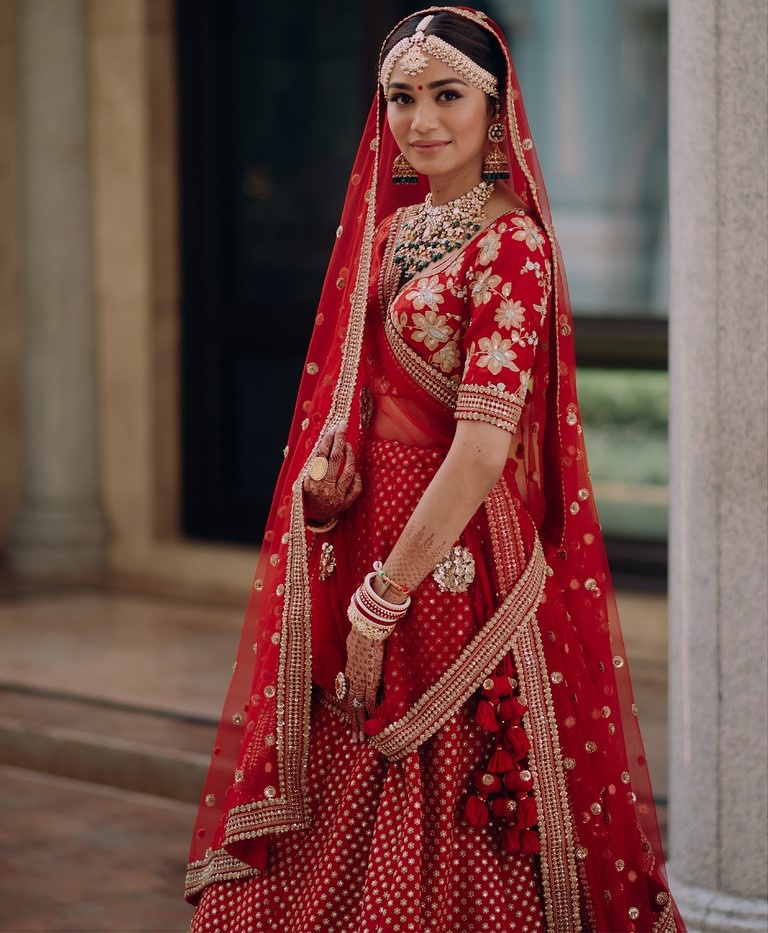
[344,627,384,742]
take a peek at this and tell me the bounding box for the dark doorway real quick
[176,1,459,544]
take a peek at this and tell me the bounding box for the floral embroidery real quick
[476,228,502,266]
[470,267,503,306]
[406,275,445,312]
[475,333,520,376]
[433,340,461,373]
[511,215,547,253]
[411,310,453,351]
[495,298,527,330]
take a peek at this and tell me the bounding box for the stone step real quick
[0,684,216,804]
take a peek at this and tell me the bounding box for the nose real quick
[410,99,439,135]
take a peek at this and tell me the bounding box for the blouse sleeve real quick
[455,214,552,434]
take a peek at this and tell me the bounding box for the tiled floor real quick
[0,585,670,932]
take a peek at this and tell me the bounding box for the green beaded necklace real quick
[393,181,495,283]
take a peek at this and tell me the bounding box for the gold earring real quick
[392,153,418,185]
[483,121,510,183]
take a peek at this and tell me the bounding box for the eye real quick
[388,92,413,106]
[437,89,462,102]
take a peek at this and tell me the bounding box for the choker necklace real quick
[394,181,495,282]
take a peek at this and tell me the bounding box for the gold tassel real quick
[483,122,510,182]
[392,153,418,185]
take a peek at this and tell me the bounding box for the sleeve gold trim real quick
[454,382,524,434]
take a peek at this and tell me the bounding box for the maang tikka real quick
[483,109,510,183]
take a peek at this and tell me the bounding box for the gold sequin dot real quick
[369,138,378,151]
[264,785,277,799]
[264,685,276,699]
[276,584,285,596]
[585,740,598,753]
[590,802,602,815]
[482,678,495,691]
[575,846,588,859]
[336,226,343,238]
[570,502,580,514]
[481,774,495,787]
[232,713,244,725]
[632,703,638,716]
[621,771,631,783]
[306,362,319,375]
[551,671,563,684]
[613,655,625,668]
[608,723,616,734]
[364,189,372,203]
[205,794,216,807]
[234,769,244,783]
[282,446,289,458]
[602,890,612,902]
[265,734,275,746]
[563,757,576,770]
[585,578,597,591]
[253,579,264,591]
[252,643,257,654]
[566,412,578,426]
[270,554,278,566]
[629,907,640,920]
[271,632,280,644]
[627,791,637,804]
[583,532,595,544]
[282,533,290,544]
[565,716,577,728]
[301,418,309,430]
[601,706,611,718]
[615,859,625,871]
[656,893,670,905]
[578,488,590,500]
[519,770,532,781]
[628,870,638,882]
[336,277,345,289]
[522,137,533,150]
[597,661,605,673]
[545,565,554,576]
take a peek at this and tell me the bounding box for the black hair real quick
[380,10,506,102]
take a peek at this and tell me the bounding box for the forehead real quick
[387,55,472,89]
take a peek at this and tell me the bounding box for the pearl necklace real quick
[393,181,495,282]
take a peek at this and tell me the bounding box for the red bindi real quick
[418,85,423,90]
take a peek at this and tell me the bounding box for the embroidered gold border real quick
[514,621,581,933]
[369,534,545,760]
[652,900,679,933]
[484,478,523,596]
[455,383,524,433]
[186,849,263,900]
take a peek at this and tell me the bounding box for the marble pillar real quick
[8,0,107,573]
[668,0,768,930]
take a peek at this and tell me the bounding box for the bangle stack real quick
[347,571,411,642]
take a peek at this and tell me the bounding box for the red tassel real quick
[500,826,521,852]
[472,771,502,795]
[503,725,531,759]
[476,699,499,731]
[482,675,514,700]
[490,796,518,823]
[520,829,541,854]
[463,794,490,828]
[488,748,517,774]
[517,796,538,828]
[504,769,534,793]
[498,696,528,722]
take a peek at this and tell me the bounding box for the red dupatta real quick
[186,9,682,931]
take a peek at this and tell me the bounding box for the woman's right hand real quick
[302,422,362,523]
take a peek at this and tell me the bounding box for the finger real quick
[345,472,363,506]
[328,424,347,474]
[336,444,356,494]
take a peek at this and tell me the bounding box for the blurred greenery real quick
[577,369,669,541]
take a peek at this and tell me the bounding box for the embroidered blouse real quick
[375,209,553,436]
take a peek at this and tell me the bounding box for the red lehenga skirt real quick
[190,440,546,933]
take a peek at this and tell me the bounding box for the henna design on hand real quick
[344,627,384,741]
[303,422,363,522]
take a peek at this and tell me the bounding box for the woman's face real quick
[386,55,493,200]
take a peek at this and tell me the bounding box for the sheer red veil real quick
[186,8,682,931]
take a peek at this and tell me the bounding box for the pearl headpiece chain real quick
[380,14,499,98]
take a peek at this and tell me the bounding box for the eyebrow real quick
[388,78,469,91]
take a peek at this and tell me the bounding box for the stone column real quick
[8,0,107,573]
[668,1,768,930]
